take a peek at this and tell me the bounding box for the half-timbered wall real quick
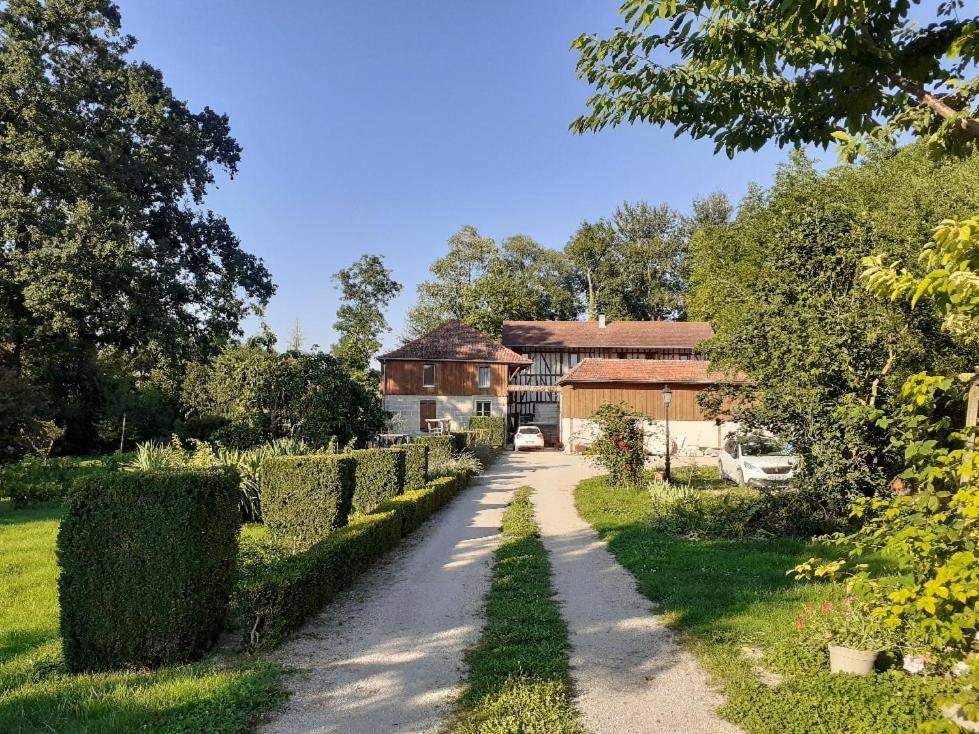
[383,360,509,397]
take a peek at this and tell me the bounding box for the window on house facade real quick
[568,353,580,369]
[474,399,492,417]
[478,365,491,388]
[422,363,435,387]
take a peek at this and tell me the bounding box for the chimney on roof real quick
[598,314,607,329]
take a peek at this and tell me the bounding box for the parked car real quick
[513,425,545,451]
[719,434,799,487]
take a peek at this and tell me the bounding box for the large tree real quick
[689,147,979,505]
[572,1,979,158]
[565,198,723,321]
[332,254,402,374]
[407,226,579,338]
[0,1,273,449]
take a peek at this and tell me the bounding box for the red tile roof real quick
[558,358,746,385]
[379,321,531,364]
[501,320,713,349]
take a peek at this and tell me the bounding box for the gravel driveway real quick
[261,450,738,734]
[260,454,527,734]
[524,451,741,734]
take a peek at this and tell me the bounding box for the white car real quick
[719,434,799,487]
[513,425,545,451]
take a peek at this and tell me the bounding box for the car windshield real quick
[740,439,788,456]
[518,427,541,434]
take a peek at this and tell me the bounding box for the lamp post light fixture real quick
[662,384,672,483]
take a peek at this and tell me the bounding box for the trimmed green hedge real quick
[57,468,241,672]
[262,455,355,551]
[414,435,454,473]
[468,416,505,448]
[234,472,469,650]
[349,448,406,515]
[0,453,132,507]
[391,443,428,490]
[376,476,460,536]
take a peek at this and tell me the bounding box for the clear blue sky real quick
[116,0,804,352]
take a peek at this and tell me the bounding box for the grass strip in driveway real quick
[452,486,585,734]
[574,476,954,734]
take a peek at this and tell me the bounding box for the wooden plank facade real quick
[561,382,709,421]
[505,346,705,440]
[383,360,509,397]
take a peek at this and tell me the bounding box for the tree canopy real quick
[0,0,273,453]
[689,145,979,507]
[572,1,979,158]
[407,226,579,339]
[332,255,402,374]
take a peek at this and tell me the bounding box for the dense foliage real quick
[0,452,130,507]
[689,147,979,514]
[0,1,273,455]
[181,342,387,447]
[391,443,428,490]
[407,227,580,339]
[57,468,241,672]
[332,254,402,375]
[468,416,505,448]
[588,402,646,486]
[261,455,356,552]
[349,447,406,515]
[572,1,979,160]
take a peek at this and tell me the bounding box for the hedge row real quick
[391,443,428,490]
[468,416,506,448]
[2,453,132,507]
[57,468,241,673]
[233,472,470,650]
[262,455,356,551]
[349,448,406,515]
[414,434,454,471]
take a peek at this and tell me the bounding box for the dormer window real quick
[422,363,435,387]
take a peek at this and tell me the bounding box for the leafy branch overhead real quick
[571,1,979,158]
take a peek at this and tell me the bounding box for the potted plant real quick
[794,599,889,675]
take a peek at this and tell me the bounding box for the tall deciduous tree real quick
[332,255,402,374]
[572,1,979,158]
[407,226,579,339]
[0,0,273,448]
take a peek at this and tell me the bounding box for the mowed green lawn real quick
[574,477,953,734]
[0,501,284,734]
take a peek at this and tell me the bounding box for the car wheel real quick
[735,469,746,486]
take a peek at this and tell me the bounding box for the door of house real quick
[419,400,436,431]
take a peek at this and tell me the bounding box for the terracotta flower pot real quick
[828,645,878,675]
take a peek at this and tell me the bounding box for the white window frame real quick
[478,365,491,388]
[474,399,492,417]
[422,363,435,388]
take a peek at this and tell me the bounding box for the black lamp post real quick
[662,384,672,483]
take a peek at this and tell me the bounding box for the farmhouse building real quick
[381,316,741,455]
[378,320,530,434]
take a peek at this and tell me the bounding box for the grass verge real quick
[452,486,584,734]
[574,476,953,734]
[0,500,285,733]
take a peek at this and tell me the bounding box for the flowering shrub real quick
[588,402,645,486]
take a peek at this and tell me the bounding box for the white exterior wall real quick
[561,417,740,459]
[384,395,507,435]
